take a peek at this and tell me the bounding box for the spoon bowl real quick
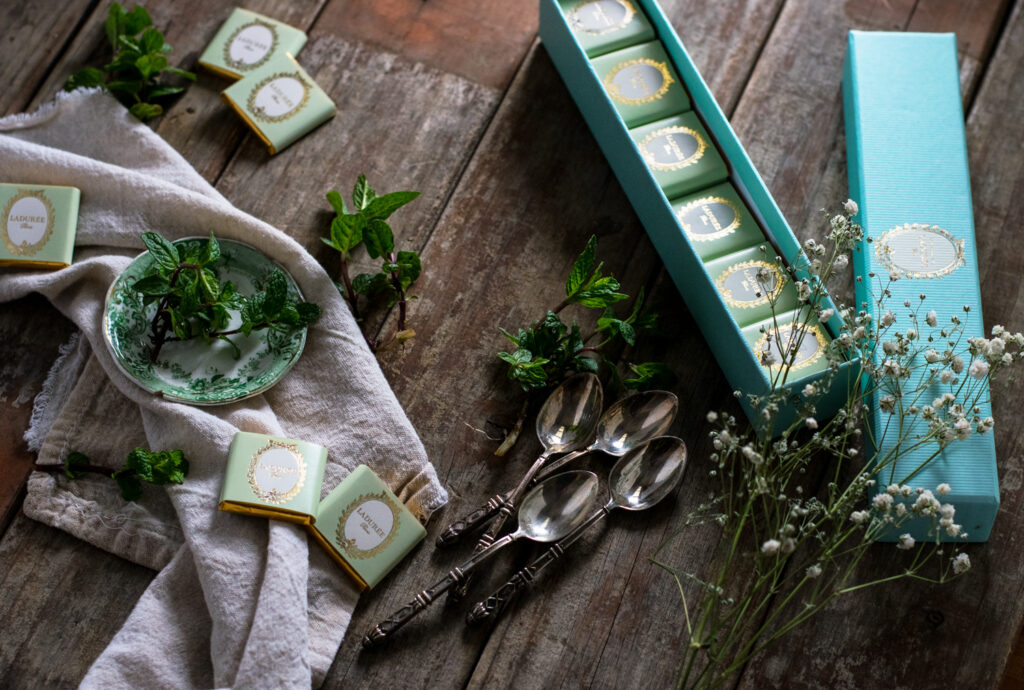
[518,470,603,541]
[535,372,603,453]
[589,390,679,456]
[609,436,688,511]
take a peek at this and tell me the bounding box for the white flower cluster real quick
[849,484,967,541]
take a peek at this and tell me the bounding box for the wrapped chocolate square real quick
[557,0,655,58]
[221,54,337,155]
[705,244,800,328]
[742,310,831,379]
[672,182,765,262]
[629,111,727,198]
[199,8,307,81]
[0,183,79,269]
[309,465,426,591]
[219,431,328,525]
[591,40,690,127]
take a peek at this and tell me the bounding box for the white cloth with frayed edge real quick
[0,89,448,688]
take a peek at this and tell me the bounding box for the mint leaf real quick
[363,219,394,259]
[574,275,627,309]
[132,274,171,296]
[200,230,220,265]
[326,189,348,217]
[330,214,364,256]
[64,67,107,91]
[64,451,90,480]
[129,102,163,121]
[566,235,596,298]
[296,302,322,325]
[395,250,421,287]
[624,362,675,389]
[262,271,288,319]
[112,470,143,501]
[365,191,420,220]
[353,174,376,211]
[141,231,179,270]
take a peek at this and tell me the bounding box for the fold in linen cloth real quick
[0,89,448,688]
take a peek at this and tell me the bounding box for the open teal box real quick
[540,0,857,432]
[844,31,998,542]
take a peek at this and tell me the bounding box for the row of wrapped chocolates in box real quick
[558,0,833,381]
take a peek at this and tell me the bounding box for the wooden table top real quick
[1,1,1022,688]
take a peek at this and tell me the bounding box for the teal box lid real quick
[590,40,690,127]
[310,465,426,591]
[219,431,328,525]
[199,8,307,81]
[671,182,766,262]
[0,183,79,269]
[221,54,337,155]
[629,111,727,198]
[557,0,655,57]
[706,244,800,329]
[843,31,998,542]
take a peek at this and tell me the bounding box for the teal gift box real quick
[844,31,998,542]
[541,0,856,431]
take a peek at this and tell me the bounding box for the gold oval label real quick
[603,58,673,105]
[247,440,307,505]
[677,196,741,242]
[224,20,278,71]
[716,259,786,308]
[569,0,636,35]
[247,72,311,123]
[875,223,965,279]
[755,323,827,373]
[2,189,55,257]
[335,492,401,560]
[639,126,706,170]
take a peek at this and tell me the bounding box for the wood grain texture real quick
[0,0,1022,687]
[0,513,153,688]
[0,0,95,116]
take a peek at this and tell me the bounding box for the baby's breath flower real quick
[819,308,834,321]
[937,483,951,496]
[952,552,971,575]
[926,310,938,327]
[872,493,894,511]
[805,417,818,430]
[844,199,858,215]
[969,360,990,379]
[761,539,781,556]
[806,564,823,579]
[834,254,849,269]
[850,510,870,525]
[880,311,896,327]
[940,370,955,384]
[707,411,718,423]
[896,533,915,550]
[978,417,994,434]
[925,349,941,363]
[879,395,896,414]
[802,384,817,397]
[951,356,965,374]
[954,418,971,441]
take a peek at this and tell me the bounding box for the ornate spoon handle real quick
[466,506,610,625]
[436,449,590,548]
[435,494,510,548]
[362,533,514,648]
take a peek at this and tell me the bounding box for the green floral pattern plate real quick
[103,237,308,405]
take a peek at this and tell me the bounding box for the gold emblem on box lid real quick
[677,195,741,241]
[569,0,636,35]
[875,223,965,280]
[716,259,786,308]
[335,491,402,560]
[223,19,279,71]
[639,125,707,170]
[2,189,56,257]
[247,71,312,124]
[755,322,828,373]
[247,439,307,505]
[603,58,673,105]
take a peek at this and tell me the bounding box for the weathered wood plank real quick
[732,0,1024,687]
[0,0,96,116]
[0,513,153,688]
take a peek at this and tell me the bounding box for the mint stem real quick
[33,462,118,478]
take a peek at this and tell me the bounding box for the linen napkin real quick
[0,89,448,688]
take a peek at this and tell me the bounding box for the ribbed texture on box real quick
[843,31,998,541]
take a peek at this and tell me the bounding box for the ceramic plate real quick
[103,237,308,405]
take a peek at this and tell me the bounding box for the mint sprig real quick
[64,3,195,121]
[42,447,190,502]
[322,175,422,351]
[494,235,672,454]
[134,231,321,361]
